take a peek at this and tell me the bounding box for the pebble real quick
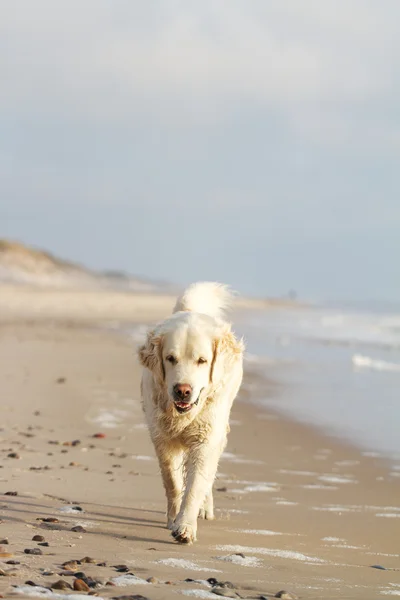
[371,564,386,570]
[114,566,129,573]
[74,578,90,592]
[6,561,19,565]
[146,577,158,584]
[38,542,49,547]
[0,539,8,545]
[39,517,59,523]
[217,582,236,590]
[112,596,150,600]
[0,570,7,577]
[71,525,86,533]
[25,581,38,586]
[62,560,78,571]
[93,433,106,439]
[56,377,66,384]
[7,453,20,459]
[4,491,18,496]
[30,466,51,471]
[275,592,298,600]
[216,487,228,492]
[24,548,43,555]
[32,535,45,542]
[51,580,73,590]
[81,556,96,563]
[85,577,100,589]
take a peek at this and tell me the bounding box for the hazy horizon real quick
[1,1,399,303]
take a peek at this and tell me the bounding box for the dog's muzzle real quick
[173,389,204,414]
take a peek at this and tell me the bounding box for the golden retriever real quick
[138,282,244,544]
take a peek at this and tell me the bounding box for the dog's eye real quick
[197,357,207,365]
[166,355,177,364]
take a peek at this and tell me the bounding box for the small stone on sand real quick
[74,578,90,592]
[62,560,79,571]
[52,580,73,590]
[81,556,96,563]
[24,548,42,555]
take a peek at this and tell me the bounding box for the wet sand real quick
[0,321,399,600]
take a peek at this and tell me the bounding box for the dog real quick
[138,282,244,544]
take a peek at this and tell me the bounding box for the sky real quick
[1,1,399,301]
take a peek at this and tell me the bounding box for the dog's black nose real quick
[173,383,192,400]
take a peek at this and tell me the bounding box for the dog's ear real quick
[138,331,165,383]
[210,323,244,389]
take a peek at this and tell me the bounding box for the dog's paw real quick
[171,522,197,544]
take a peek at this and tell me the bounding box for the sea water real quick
[234,303,400,462]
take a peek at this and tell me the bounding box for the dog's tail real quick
[173,282,234,320]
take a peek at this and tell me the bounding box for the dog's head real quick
[139,312,243,415]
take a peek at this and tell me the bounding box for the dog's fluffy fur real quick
[139,282,244,544]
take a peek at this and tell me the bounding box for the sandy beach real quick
[0,298,399,600]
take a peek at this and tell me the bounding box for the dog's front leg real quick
[171,440,224,544]
[154,443,184,529]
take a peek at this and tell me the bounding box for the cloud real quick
[1,0,399,145]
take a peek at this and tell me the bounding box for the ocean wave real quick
[352,354,400,373]
[244,353,280,365]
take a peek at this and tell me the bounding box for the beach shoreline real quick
[0,317,399,599]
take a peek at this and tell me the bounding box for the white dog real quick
[138,282,244,544]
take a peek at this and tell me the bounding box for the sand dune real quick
[0,240,165,292]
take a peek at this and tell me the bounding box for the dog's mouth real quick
[173,390,203,414]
